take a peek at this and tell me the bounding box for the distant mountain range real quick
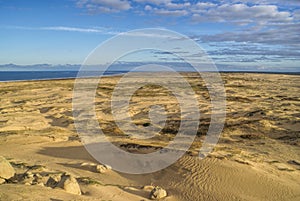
[0,64,81,71]
[0,63,299,73]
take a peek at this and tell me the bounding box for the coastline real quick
[0,71,299,83]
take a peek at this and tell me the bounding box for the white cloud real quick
[193,2,217,10]
[133,0,171,5]
[153,8,188,17]
[144,5,152,11]
[191,4,293,25]
[164,2,191,9]
[78,0,131,13]
[73,0,298,49]
[3,25,120,34]
[76,1,295,27]
[199,23,300,46]
[231,0,300,6]
[293,9,300,20]
[41,26,104,33]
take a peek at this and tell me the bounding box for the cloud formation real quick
[77,0,131,13]
[2,25,119,34]
[191,4,293,25]
[200,23,300,46]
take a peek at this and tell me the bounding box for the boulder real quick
[0,156,15,180]
[57,174,81,195]
[150,186,167,200]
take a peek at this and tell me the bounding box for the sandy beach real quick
[0,73,300,201]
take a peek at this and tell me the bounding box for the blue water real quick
[0,71,127,82]
[1,70,299,82]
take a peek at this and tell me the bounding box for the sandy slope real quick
[0,73,300,200]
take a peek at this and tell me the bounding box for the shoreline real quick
[0,70,299,83]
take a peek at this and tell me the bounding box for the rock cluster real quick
[0,156,81,195]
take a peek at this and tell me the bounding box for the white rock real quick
[143,185,155,191]
[57,174,81,195]
[25,171,34,178]
[0,156,15,180]
[150,186,167,200]
[80,162,89,167]
[96,164,108,173]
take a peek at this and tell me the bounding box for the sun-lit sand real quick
[0,73,300,200]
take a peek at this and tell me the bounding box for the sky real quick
[0,0,300,72]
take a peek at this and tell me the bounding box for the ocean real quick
[0,71,127,82]
[0,71,299,82]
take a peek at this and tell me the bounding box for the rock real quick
[104,164,112,170]
[24,182,31,186]
[57,174,81,195]
[96,164,109,173]
[32,174,43,185]
[25,171,34,178]
[80,163,111,173]
[0,156,15,180]
[0,178,6,184]
[275,164,294,171]
[143,185,155,191]
[46,177,57,188]
[150,186,167,200]
[124,186,138,191]
[81,162,96,167]
[35,173,43,179]
[36,182,44,187]
[22,177,34,185]
[46,175,61,188]
[288,160,300,166]
[80,162,90,167]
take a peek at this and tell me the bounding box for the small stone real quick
[0,156,15,180]
[124,186,137,191]
[24,182,31,186]
[25,171,34,178]
[22,177,34,185]
[80,162,89,167]
[96,165,107,173]
[35,173,42,178]
[57,174,81,195]
[150,186,167,200]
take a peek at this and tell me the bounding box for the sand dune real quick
[0,73,300,200]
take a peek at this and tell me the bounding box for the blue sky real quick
[0,0,300,71]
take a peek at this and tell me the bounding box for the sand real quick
[0,73,299,200]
